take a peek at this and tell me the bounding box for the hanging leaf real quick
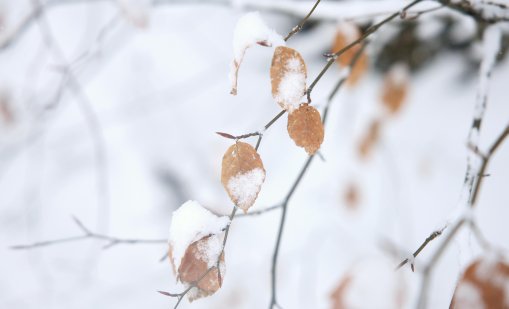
[176,235,226,301]
[230,12,285,95]
[287,104,324,155]
[168,200,229,301]
[332,22,368,86]
[358,119,382,159]
[270,46,307,112]
[450,255,509,308]
[381,63,409,115]
[221,142,265,212]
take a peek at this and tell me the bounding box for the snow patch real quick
[227,167,265,210]
[275,58,306,112]
[455,281,485,309]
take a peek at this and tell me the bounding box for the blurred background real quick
[0,0,508,308]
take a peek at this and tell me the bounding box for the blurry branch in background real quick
[438,0,509,23]
[391,25,506,309]
[11,216,167,250]
[32,0,111,231]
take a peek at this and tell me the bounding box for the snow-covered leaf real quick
[176,235,225,301]
[381,63,409,115]
[270,46,307,112]
[229,12,285,95]
[221,141,265,212]
[168,201,229,278]
[450,255,509,309]
[287,104,324,155]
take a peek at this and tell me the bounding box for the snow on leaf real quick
[221,141,265,212]
[168,200,229,276]
[229,11,285,95]
[177,235,226,302]
[381,63,409,115]
[287,104,324,155]
[270,46,307,112]
[450,255,509,309]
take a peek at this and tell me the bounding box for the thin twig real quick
[11,216,167,250]
[305,0,423,103]
[284,0,321,41]
[268,42,367,309]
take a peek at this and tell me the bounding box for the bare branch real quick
[11,216,167,250]
[283,0,321,41]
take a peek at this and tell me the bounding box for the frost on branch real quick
[270,46,307,112]
[450,255,509,309]
[221,142,265,212]
[287,104,324,155]
[332,22,368,86]
[168,201,229,301]
[230,12,285,95]
[381,63,409,115]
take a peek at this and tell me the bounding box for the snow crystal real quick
[455,282,485,309]
[232,12,285,61]
[275,58,306,112]
[168,200,230,272]
[227,167,265,210]
[196,234,223,268]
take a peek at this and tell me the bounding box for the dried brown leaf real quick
[221,142,265,212]
[450,256,509,309]
[287,104,324,155]
[175,236,225,302]
[358,119,382,160]
[344,182,360,210]
[332,22,368,87]
[381,64,409,115]
[270,46,307,112]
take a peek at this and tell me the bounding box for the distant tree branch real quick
[11,216,167,250]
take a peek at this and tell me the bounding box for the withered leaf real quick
[287,104,324,155]
[358,119,382,160]
[450,256,509,309]
[332,22,368,87]
[174,235,226,302]
[221,141,265,212]
[381,64,409,115]
[270,46,307,112]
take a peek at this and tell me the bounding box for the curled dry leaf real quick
[287,104,324,155]
[381,63,409,115]
[332,22,368,86]
[230,12,285,95]
[450,255,509,309]
[221,142,265,212]
[270,46,307,112]
[358,119,382,160]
